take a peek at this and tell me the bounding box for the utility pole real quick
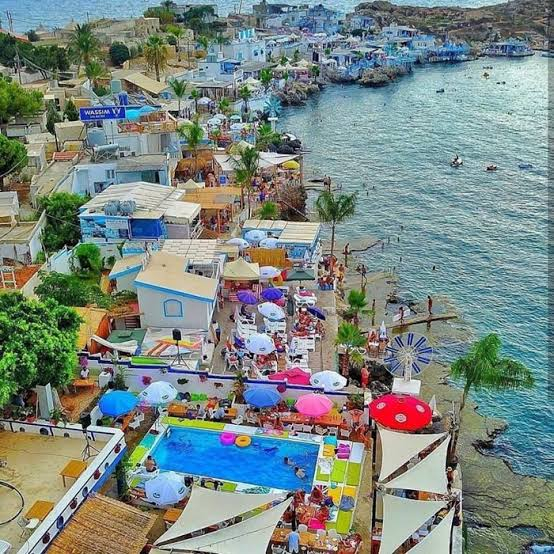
[6,11,22,84]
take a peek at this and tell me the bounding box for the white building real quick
[223,29,267,63]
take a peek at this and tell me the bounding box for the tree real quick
[215,33,230,53]
[259,68,273,92]
[35,272,110,308]
[85,60,108,93]
[27,30,39,42]
[278,181,307,221]
[69,23,100,75]
[335,322,366,377]
[168,78,188,115]
[280,55,288,65]
[38,192,87,252]
[166,25,185,61]
[144,35,168,81]
[177,118,204,177]
[315,191,357,258]
[0,76,43,124]
[256,122,280,151]
[345,289,373,326]
[0,135,27,191]
[232,145,259,218]
[0,292,81,407]
[293,49,301,63]
[217,97,231,116]
[190,88,200,113]
[46,100,61,135]
[259,201,279,220]
[310,64,320,83]
[74,243,102,275]
[197,35,211,55]
[109,42,130,66]
[144,7,175,25]
[238,85,252,121]
[63,98,79,121]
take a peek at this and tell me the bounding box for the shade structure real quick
[258,302,286,321]
[226,237,250,249]
[268,367,311,385]
[370,394,432,431]
[259,237,279,249]
[261,287,283,302]
[198,96,212,105]
[139,381,178,406]
[244,387,281,408]
[259,265,281,280]
[207,117,222,126]
[99,390,139,417]
[282,160,300,170]
[144,472,187,506]
[295,393,333,417]
[310,370,347,392]
[410,507,455,553]
[245,333,275,354]
[236,290,258,305]
[285,268,315,282]
[244,229,267,243]
[307,306,326,320]
[223,258,260,281]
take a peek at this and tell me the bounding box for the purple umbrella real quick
[237,290,258,304]
[261,288,284,302]
[307,306,326,320]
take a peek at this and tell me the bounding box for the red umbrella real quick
[369,394,432,431]
[268,367,311,385]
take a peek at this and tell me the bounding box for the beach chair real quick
[302,424,314,433]
[17,517,39,540]
[298,524,308,533]
[327,528,341,540]
[316,529,327,539]
[128,417,141,431]
[292,424,303,433]
[314,425,328,436]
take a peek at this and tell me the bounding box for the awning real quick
[91,335,138,354]
[380,494,447,554]
[222,257,260,280]
[410,507,455,553]
[384,436,450,494]
[378,428,447,481]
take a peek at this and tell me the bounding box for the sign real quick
[79,106,126,121]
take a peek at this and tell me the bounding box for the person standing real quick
[360,365,370,389]
[427,295,433,315]
[288,528,300,554]
[343,243,350,267]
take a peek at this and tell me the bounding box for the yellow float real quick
[235,435,251,448]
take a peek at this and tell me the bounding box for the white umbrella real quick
[259,266,281,279]
[214,113,227,120]
[379,321,387,340]
[139,381,178,405]
[227,237,250,249]
[198,97,212,105]
[230,122,244,131]
[259,237,279,249]
[245,229,267,243]
[144,472,187,506]
[258,302,286,321]
[310,370,347,392]
[207,117,222,126]
[245,333,275,355]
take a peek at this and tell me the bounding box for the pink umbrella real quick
[295,393,333,417]
[268,367,311,385]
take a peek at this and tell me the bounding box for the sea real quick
[279,55,552,479]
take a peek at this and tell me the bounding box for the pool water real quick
[152,427,320,492]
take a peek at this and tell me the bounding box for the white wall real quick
[114,269,140,292]
[29,211,47,262]
[72,163,117,196]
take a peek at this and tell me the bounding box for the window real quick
[164,299,183,317]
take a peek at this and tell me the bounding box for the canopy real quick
[384,436,450,494]
[139,381,178,405]
[153,498,292,554]
[282,160,300,170]
[245,229,267,243]
[259,237,279,249]
[370,394,432,431]
[245,333,275,355]
[258,302,286,321]
[99,391,138,417]
[285,268,315,282]
[261,287,283,302]
[237,290,258,304]
[410,507,455,553]
[244,388,281,408]
[259,265,281,279]
[268,367,311,385]
[310,370,347,392]
[380,495,447,554]
[295,393,333,417]
[378,428,447,481]
[223,257,260,280]
[155,486,286,546]
[144,472,187,506]
[226,237,250,249]
[91,334,138,355]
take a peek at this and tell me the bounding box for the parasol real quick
[369,393,432,431]
[295,393,333,417]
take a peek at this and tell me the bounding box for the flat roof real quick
[135,251,218,301]
[243,220,321,245]
[32,160,75,197]
[0,220,41,243]
[118,71,169,96]
[109,254,144,279]
[116,154,168,171]
[161,238,224,262]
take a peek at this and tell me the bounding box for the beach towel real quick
[323,444,335,457]
[331,460,348,482]
[346,462,362,486]
[318,458,333,475]
[336,510,353,534]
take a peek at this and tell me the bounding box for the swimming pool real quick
[151,427,320,492]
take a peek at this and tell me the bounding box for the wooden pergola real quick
[182,187,242,234]
[48,494,156,554]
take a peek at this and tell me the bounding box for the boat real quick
[436,88,445,93]
[518,163,533,170]
[486,164,498,171]
[484,39,534,58]
[450,157,463,168]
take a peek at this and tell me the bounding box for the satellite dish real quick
[384,332,433,382]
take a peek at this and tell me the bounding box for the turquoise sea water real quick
[152,427,319,491]
[280,56,552,479]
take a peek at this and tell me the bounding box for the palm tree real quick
[197,35,211,55]
[238,85,252,121]
[217,97,231,116]
[280,55,288,65]
[161,0,176,9]
[232,146,259,218]
[210,128,222,148]
[70,23,100,76]
[259,68,273,92]
[292,49,301,63]
[345,289,373,326]
[215,33,230,53]
[310,64,320,84]
[166,25,185,61]
[177,118,204,178]
[190,88,200,114]
[315,191,357,259]
[256,122,279,151]
[335,322,366,377]
[85,60,108,92]
[259,201,279,220]
[168,78,188,115]
[144,35,168,82]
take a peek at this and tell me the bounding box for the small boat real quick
[486,164,498,171]
[518,163,533,170]
[436,88,445,93]
[483,72,490,78]
[451,157,463,168]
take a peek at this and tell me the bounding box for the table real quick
[72,379,95,391]
[265,412,346,429]
[271,529,340,552]
[25,500,54,521]
[60,460,87,487]
[163,508,183,529]
[168,403,188,417]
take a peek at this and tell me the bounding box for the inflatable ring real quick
[235,435,251,448]
[220,432,237,446]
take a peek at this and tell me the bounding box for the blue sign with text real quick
[79,106,126,121]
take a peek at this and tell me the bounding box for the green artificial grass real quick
[346,462,362,486]
[221,482,237,492]
[316,466,330,482]
[162,417,225,430]
[131,356,167,366]
[128,445,148,466]
[336,510,353,534]
[330,460,348,483]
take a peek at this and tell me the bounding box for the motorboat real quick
[486,164,498,171]
[518,163,533,170]
[436,88,445,93]
[450,157,463,168]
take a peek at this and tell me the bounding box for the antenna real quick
[384,332,433,383]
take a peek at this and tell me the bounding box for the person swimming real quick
[294,467,306,479]
[284,456,295,466]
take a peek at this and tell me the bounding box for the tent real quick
[179,179,204,190]
[410,508,455,553]
[379,495,447,554]
[222,257,260,281]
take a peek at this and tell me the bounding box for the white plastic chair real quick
[302,424,313,433]
[314,425,327,436]
[298,524,308,533]
[128,417,141,430]
[0,539,12,554]
[18,518,39,539]
[231,415,244,425]
[327,528,341,539]
[316,529,326,538]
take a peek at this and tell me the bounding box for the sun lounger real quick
[331,460,348,483]
[335,510,353,534]
[350,443,364,464]
[346,462,362,486]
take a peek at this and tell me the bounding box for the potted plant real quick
[50,408,69,426]
[232,371,246,404]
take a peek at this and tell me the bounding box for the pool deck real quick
[128,418,365,533]
[0,432,87,551]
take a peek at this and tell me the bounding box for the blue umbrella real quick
[261,288,283,302]
[307,306,326,320]
[237,290,258,304]
[244,388,281,408]
[99,391,139,417]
